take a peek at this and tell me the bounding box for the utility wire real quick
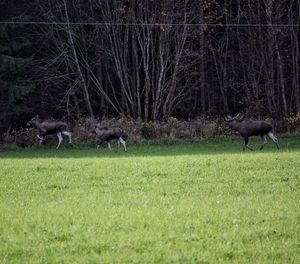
[0,21,299,27]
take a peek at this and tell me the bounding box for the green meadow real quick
[0,135,299,263]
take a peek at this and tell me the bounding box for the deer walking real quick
[26,115,72,149]
[224,113,279,151]
[94,125,127,151]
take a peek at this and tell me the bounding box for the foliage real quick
[286,112,300,132]
[141,121,157,139]
[0,23,34,132]
[3,115,299,147]
[1,1,300,132]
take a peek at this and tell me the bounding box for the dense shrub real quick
[1,116,299,147]
[5,128,37,147]
[285,112,300,133]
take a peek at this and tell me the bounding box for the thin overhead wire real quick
[0,21,299,27]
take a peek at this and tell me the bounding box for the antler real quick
[235,113,244,121]
[224,115,233,122]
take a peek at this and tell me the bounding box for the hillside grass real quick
[0,135,299,263]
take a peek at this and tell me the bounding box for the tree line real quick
[0,0,299,134]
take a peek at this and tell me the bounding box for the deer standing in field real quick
[94,124,127,151]
[224,113,279,151]
[26,115,72,149]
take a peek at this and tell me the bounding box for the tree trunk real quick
[199,0,205,115]
[63,0,94,118]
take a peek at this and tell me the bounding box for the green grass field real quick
[0,135,299,263]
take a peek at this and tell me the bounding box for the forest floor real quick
[0,135,299,263]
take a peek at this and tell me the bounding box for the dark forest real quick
[1,0,300,134]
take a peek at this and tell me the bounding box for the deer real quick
[26,115,72,149]
[94,124,127,151]
[224,113,279,151]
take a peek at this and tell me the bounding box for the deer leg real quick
[119,137,127,152]
[259,135,268,150]
[96,140,103,150]
[243,137,253,151]
[243,137,247,151]
[37,135,44,145]
[56,132,63,149]
[267,132,279,149]
[106,142,112,151]
[62,131,72,144]
[246,144,254,151]
[117,139,121,151]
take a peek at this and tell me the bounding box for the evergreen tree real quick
[0,23,34,132]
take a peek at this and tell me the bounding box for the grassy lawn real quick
[0,135,299,263]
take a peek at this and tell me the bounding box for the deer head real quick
[224,113,245,130]
[26,115,40,127]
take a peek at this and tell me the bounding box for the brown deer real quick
[26,115,72,149]
[224,113,279,151]
[94,124,127,151]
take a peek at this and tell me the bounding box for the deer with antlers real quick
[224,113,279,151]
